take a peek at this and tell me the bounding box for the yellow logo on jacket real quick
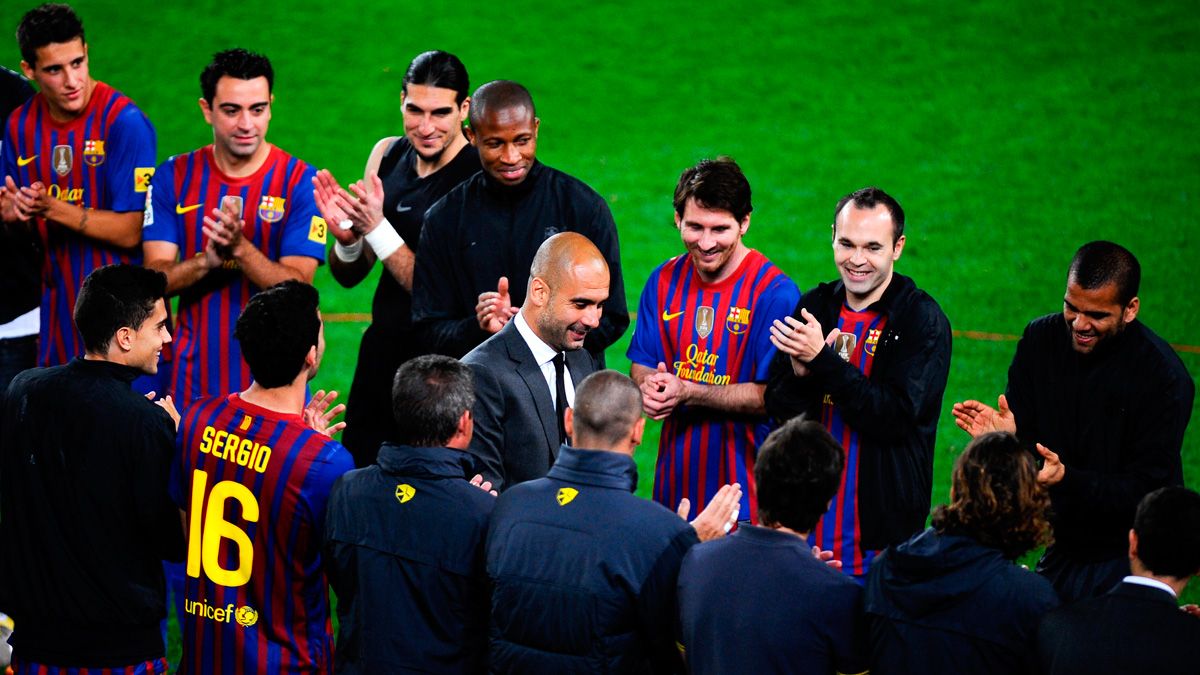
[396,484,416,503]
[556,487,579,506]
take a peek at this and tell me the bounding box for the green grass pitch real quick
[3,0,1198,657]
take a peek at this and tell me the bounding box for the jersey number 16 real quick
[186,468,259,587]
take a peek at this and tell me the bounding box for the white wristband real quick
[334,239,363,262]
[364,218,404,260]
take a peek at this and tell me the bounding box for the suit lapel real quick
[503,324,560,458]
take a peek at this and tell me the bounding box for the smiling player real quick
[143,49,326,406]
[765,186,951,579]
[628,157,799,523]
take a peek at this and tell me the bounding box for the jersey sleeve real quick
[748,274,802,381]
[298,442,354,538]
[142,158,180,245]
[626,265,667,368]
[279,164,327,262]
[104,104,157,213]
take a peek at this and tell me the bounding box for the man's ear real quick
[564,406,574,439]
[1123,296,1140,324]
[630,417,646,447]
[113,326,135,352]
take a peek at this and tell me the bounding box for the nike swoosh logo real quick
[17,155,37,167]
[396,203,412,213]
[662,310,684,321]
[175,203,202,214]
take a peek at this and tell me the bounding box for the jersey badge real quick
[695,306,714,339]
[395,483,416,504]
[83,139,105,167]
[864,328,882,356]
[52,144,72,176]
[556,487,579,506]
[134,166,154,193]
[16,154,37,167]
[235,605,258,627]
[726,306,751,335]
[834,332,857,361]
[308,216,327,244]
[257,195,286,223]
[662,309,684,322]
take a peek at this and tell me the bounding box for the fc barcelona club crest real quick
[83,139,105,166]
[834,332,857,362]
[726,306,751,335]
[696,306,714,339]
[864,328,883,356]
[52,144,72,176]
[257,195,286,223]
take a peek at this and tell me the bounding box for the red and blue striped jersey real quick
[810,304,888,576]
[0,81,156,366]
[12,657,169,675]
[627,249,800,522]
[171,394,353,674]
[143,145,327,405]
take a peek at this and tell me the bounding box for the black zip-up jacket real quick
[412,161,628,361]
[1006,314,1193,562]
[765,273,952,550]
[0,358,183,667]
[324,443,494,673]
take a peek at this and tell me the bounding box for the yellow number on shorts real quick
[186,468,260,587]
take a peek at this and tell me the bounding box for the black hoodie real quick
[864,528,1058,675]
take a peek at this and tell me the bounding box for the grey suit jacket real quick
[462,321,596,491]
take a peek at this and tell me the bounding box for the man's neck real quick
[1130,560,1191,597]
[213,142,272,179]
[414,133,467,178]
[239,378,307,416]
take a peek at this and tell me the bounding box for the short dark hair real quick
[1068,240,1141,306]
[468,80,535,129]
[673,157,752,224]
[74,264,166,354]
[753,419,845,533]
[404,50,469,104]
[571,370,643,448]
[833,186,905,243]
[391,355,475,447]
[1133,487,1200,579]
[932,432,1052,560]
[17,3,84,65]
[234,281,320,388]
[200,48,274,104]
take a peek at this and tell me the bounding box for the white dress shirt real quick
[513,311,575,408]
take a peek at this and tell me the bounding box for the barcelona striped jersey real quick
[171,394,353,674]
[627,249,800,522]
[811,303,888,576]
[0,81,155,366]
[143,144,327,405]
[12,657,169,675]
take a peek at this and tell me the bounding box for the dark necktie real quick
[553,352,567,445]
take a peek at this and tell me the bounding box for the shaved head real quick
[571,370,643,449]
[468,80,535,128]
[530,232,608,289]
[524,233,610,352]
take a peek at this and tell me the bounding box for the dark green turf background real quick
[4,0,1197,655]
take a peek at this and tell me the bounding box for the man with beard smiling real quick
[461,232,605,490]
[627,158,799,524]
[765,186,952,580]
[411,80,627,362]
[143,49,326,406]
[953,241,1193,602]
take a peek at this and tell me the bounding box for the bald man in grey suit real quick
[463,232,608,490]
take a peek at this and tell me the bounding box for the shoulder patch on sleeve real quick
[308,215,327,244]
[135,166,154,192]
